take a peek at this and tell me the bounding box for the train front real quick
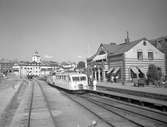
[70,74,88,90]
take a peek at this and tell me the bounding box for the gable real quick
[95,44,108,55]
[125,40,165,59]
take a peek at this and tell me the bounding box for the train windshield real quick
[72,76,87,82]
[72,77,80,81]
[80,76,86,81]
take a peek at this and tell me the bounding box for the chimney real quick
[125,31,130,43]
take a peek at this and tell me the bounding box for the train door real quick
[71,76,80,90]
[68,75,74,90]
[80,75,88,89]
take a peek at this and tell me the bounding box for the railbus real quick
[47,72,88,91]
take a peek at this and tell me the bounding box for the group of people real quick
[132,71,167,87]
[110,76,119,83]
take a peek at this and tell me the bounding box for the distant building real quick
[150,36,167,74]
[0,61,14,75]
[87,38,166,83]
[13,51,58,77]
[62,63,76,71]
[32,51,41,63]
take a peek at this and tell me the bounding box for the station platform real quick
[87,82,167,111]
[94,81,167,103]
[96,82,167,96]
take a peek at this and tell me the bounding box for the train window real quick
[68,76,71,81]
[80,76,86,81]
[72,77,80,81]
[64,76,66,80]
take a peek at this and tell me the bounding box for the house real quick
[0,61,14,75]
[87,38,166,83]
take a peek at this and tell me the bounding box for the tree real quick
[147,64,162,84]
[77,61,85,69]
[157,67,162,81]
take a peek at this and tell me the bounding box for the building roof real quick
[104,38,147,56]
[88,38,147,61]
[41,60,59,66]
[150,36,167,54]
[151,35,167,42]
[18,61,41,66]
[0,59,14,63]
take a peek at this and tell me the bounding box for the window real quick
[165,38,167,42]
[143,41,146,46]
[99,50,105,55]
[72,77,80,81]
[68,76,71,81]
[137,51,143,60]
[158,40,162,43]
[80,76,86,81]
[148,52,153,60]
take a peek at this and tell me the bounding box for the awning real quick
[113,67,120,74]
[130,66,139,74]
[107,67,114,74]
[93,54,107,61]
[138,68,145,74]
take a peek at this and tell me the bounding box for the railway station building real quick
[87,38,166,83]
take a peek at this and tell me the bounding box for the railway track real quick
[27,80,34,127]
[9,79,56,127]
[63,92,167,127]
[26,80,56,127]
[41,80,113,127]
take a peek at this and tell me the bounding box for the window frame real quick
[137,51,143,60]
[148,51,154,60]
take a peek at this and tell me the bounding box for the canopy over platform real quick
[93,54,107,61]
[107,67,114,74]
[130,66,139,74]
[113,67,120,74]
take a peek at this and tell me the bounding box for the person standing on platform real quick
[89,75,93,86]
[88,120,97,127]
[93,79,97,90]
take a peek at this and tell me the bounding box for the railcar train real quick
[47,72,88,91]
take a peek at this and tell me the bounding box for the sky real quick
[0,0,167,62]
